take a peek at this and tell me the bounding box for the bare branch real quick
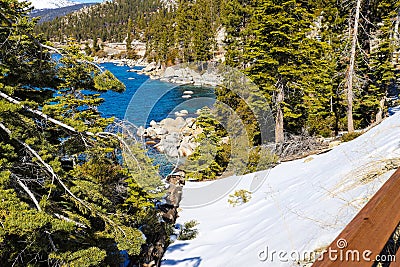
[37,42,103,72]
[44,231,58,252]
[0,91,144,175]
[54,213,87,228]
[13,174,42,211]
[0,122,136,240]
[0,91,77,133]
[0,122,92,212]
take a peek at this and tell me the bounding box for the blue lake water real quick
[98,63,216,127]
[98,63,216,176]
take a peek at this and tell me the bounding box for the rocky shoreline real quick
[137,115,201,267]
[137,115,202,159]
[95,58,223,87]
[93,57,146,67]
[136,62,223,87]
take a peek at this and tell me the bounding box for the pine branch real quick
[0,122,92,212]
[13,174,42,212]
[0,123,134,242]
[97,131,142,171]
[0,91,143,173]
[54,213,87,228]
[0,91,77,133]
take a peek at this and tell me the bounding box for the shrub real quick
[341,132,362,142]
[228,189,252,207]
[178,220,199,240]
[248,146,279,173]
[94,49,108,58]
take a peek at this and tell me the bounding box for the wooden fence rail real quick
[313,168,400,266]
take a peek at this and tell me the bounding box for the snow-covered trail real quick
[162,112,400,267]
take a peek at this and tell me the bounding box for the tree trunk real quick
[346,0,362,133]
[395,11,399,41]
[275,83,285,143]
[375,97,385,123]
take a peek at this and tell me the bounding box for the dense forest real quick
[0,1,170,266]
[36,0,162,42]
[142,0,400,180]
[144,0,400,135]
[35,0,400,178]
[36,0,400,136]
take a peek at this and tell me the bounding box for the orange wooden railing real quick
[313,168,400,266]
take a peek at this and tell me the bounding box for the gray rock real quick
[137,126,145,137]
[163,66,176,77]
[143,62,157,72]
[154,126,168,136]
[166,147,179,158]
[146,128,157,139]
[159,118,174,127]
[150,120,158,127]
[175,109,189,117]
[175,117,186,128]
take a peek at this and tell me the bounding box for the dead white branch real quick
[54,213,87,228]
[0,122,91,212]
[13,174,42,211]
[0,92,141,170]
[0,91,77,133]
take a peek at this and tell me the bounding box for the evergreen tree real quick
[221,0,253,68]
[184,107,228,180]
[243,0,331,142]
[0,1,165,265]
[355,0,400,127]
[92,35,100,55]
[126,17,133,51]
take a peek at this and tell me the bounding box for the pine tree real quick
[191,0,215,61]
[244,0,331,142]
[0,2,165,265]
[126,17,133,51]
[334,0,400,130]
[184,107,227,180]
[356,0,400,126]
[221,0,254,68]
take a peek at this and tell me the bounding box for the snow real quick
[162,111,400,266]
[24,0,77,10]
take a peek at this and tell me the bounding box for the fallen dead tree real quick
[271,134,330,162]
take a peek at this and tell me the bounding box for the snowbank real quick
[162,112,400,267]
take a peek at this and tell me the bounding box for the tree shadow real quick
[166,242,190,253]
[162,256,202,267]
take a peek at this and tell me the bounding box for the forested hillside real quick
[222,0,400,139]
[148,0,400,139]
[144,0,400,180]
[35,0,400,180]
[36,0,162,42]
